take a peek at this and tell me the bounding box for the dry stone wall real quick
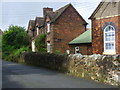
[68,54,120,86]
[19,52,120,86]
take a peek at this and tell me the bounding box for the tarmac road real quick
[2,60,118,88]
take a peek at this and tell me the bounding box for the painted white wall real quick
[32,40,35,52]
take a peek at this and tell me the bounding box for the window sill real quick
[103,51,116,55]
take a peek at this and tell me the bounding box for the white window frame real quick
[37,27,39,35]
[47,23,50,33]
[47,42,51,53]
[104,25,116,54]
[75,47,79,54]
[66,50,70,54]
[32,40,35,52]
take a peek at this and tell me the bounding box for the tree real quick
[3,25,28,48]
[2,25,29,60]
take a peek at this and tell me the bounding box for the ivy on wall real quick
[35,34,47,52]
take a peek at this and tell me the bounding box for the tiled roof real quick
[46,3,87,24]
[69,29,92,44]
[28,3,87,30]
[35,17,44,27]
[28,20,35,30]
[44,4,70,23]
[89,0,120,19]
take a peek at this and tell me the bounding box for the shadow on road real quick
[2,60,59,88]
[2,60,59,76]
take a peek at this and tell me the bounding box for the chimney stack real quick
[43,7,53,17]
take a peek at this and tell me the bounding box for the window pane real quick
[105,25,115,32]
[105,43,114,50]
[105,32,115,41]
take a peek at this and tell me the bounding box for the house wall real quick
[51,6,86,53]
[28,26,34,47]
[91,16,120,54]
[69,44,92,55]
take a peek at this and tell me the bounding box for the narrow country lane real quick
[2,60,118,88]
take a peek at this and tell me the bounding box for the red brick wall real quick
[28,26,34,47]
[91,16,120,54]
[51,6,86,53]
[69,44,92,55]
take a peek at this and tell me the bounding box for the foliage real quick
[4,47,30,62]
[54,50,61,54]
[2,25,29,61]
[35,34,47,52]
[12,46,29,57]
[3,25,28,48]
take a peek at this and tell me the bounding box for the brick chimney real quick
[43,7,53,17]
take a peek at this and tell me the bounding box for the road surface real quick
[2,60,118,88]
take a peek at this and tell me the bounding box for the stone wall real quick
[19,52,120,86]
[68,54,120,86]
[19,52,69,72]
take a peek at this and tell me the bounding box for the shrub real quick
[35,34,47,52]
[12,46,29,57]
[3,46,30,62]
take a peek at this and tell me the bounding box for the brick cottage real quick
[89,1,120,55]
[28,17,45,52]
[28,20,35,46]
[28,3,92,54]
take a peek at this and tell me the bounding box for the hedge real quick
[20,52,69,72]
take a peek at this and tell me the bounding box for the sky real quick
[0,0,102,31]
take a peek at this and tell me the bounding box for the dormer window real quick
[47,22,50,33]
[37,27,39,35]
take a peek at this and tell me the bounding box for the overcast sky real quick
[0,0,102,31]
